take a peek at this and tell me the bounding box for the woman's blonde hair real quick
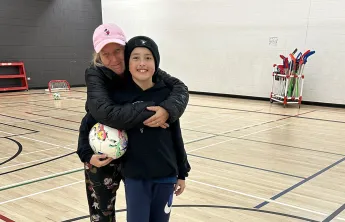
[91,51,104,67]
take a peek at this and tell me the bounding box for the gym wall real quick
[0,0,102,88]
[102,0,345,105]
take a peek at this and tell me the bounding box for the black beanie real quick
[125,36,160,75]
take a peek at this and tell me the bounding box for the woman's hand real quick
[174,179,186,196]
[89,154,113,167]
[144,106,170,129]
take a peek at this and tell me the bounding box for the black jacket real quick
[78,78,190,180]
[84,65,189,130]
[78,65,189,164]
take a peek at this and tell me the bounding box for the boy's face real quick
[100,43,125,75]
[129,47,155,82]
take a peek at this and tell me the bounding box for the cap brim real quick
[95,39,126,53]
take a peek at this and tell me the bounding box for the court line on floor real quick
[0,121,289,188]
[0,131,39,139]
[0,169,343,221]
[1,112,82,125]
[183,128,345,157]
[182,115,345,211]
[182,116,219,124]
[0,180,84,205]
[188,123,289,153]
[0,168,83,192]
[181,108,264,125]
[0,152,76,176]
[0,130,39,139]
[0,110,315,184]
[189,179,345,221]
[0,99,53,105]
[0,114,79,132]
[30,104,85,114]
[0,129,215,176]
[1,117,48,125]
[0,138,22,166]
[0,122,37,133]
[25,112,81,123]
[64,206,318,222]
[181,114,289,146]
[183,117,283,136]
[0,213,15,222]
[188,154,305,179]
[254,156,345,209]
[323,204,345,222]
[184,109,315,150]
[182,118,345,211]
[0,92,45,97]
[0,113,81,131]
[0,114,335,218]
[0,152,76,170]
[32,108,248,128]
[188,116,247,129]
[1,117,291,179]
[189,104,345,124]
[27,103,85,110]
[0,143,76,161]
[0,130,75,151]
[0,112,341,214]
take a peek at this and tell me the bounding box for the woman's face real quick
[99,43,125,74]
[129,47,155,82]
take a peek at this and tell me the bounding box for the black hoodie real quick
[120,78,190,180]
[80,77,190,180]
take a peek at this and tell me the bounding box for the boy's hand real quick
[89,154,113,167]
[174,179,186,196]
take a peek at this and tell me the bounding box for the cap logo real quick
[104,28,110,35]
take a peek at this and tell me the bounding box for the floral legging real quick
[84,162,122,222]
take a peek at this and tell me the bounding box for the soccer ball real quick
[53,93,61,100]
[88,123,128,159]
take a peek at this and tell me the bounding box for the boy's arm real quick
[170,119,191,179]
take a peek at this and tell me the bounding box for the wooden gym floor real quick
[0,88,344,222]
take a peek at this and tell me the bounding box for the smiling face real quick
[99,43,125,75]
[129,47,155,88]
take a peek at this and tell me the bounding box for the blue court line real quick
[188,154,305,179]
[254,157,345,209]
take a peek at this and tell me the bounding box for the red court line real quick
[0,213,15,222]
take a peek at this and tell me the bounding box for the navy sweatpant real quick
[124,178,175,222]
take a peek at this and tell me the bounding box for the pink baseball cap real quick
[93,23,127,53]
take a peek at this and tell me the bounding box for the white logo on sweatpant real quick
[164,202,172,214]
[164,193,173,214]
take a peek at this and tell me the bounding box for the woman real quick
[77,23,189,222]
